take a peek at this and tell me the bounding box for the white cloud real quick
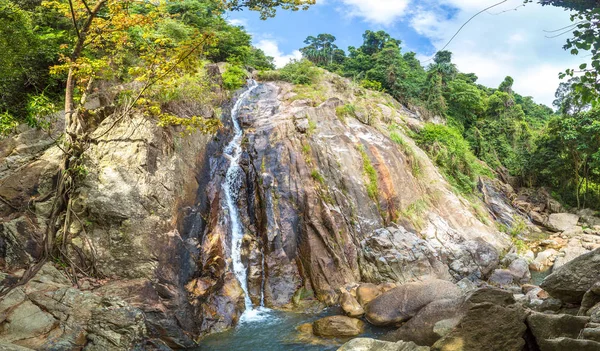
[227,18,248,27]
[338,0,410,25]
[255,39,303,68]
[408,0,581,106]
[331,0,581,105]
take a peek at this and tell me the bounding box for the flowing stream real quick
[222,79,268,322]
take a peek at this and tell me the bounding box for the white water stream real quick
[222,80,269,322]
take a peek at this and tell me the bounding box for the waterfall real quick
[222,80,268,322]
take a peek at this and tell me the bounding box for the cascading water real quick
[222,79,268,322]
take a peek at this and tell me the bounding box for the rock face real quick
[312,316,364,338]
[365,280,461,326]
[541,248,600,303]
[0,264,148,350]
[338,338,430,351]
[359,227,451,284]
[1,70,513,346]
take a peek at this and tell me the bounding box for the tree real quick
[300,33,345,68]
[3,0,314,293]
[527,0,600,106]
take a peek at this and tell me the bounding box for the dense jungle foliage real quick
[0,0,598,212]
[287,0,600,211]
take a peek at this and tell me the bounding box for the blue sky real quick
[226,0,583,107]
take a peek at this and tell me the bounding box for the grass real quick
[357,145,379,201]
[335,103,357,124]
[311,169,325,185]
[398,198,429,230]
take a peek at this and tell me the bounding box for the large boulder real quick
[527,312,600,351]
[359,227,451,284]
[541,248,600,303]
[431,303,528,351]
[338,338,430,351]
[312,316,365,338]
[388,298,465,346]
[365,280,461,326]
[547,213,580,232]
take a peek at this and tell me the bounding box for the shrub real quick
[222,64,247,90]
[279,59,320,85]
[360,79,383,91]
[415,123,492,195]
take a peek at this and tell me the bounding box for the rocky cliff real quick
[0,70,525,349]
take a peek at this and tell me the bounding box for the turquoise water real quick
[530,268,552,286]
[194,307,393,351]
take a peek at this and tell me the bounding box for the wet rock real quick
[553,237,594,269]
[312,316,364,338]
[547,213,580,232]
[541,248,600,303]
[365,280,461,326]
[530,249,558,272]
[356,283,382,306]
[340,291,364,317]
[388,298,465,346]
[338,338,430,351]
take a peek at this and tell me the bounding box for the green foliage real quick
[307,117,317,135]
[280,59,321,85]
[416,124,491,195]
[399,198,429,230]
[222,64,247,90]
[360,79,384,91]
[335,103,356,123]
[311,169,325,184]
[300,33,346,70]
[357,145,379,201]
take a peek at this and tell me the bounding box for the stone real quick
[527,312,589,340]
[466,287,516,306]
[359,227,451,284]
[388,298,464,346]
[530,249,558,272]
[340,291,365,317]
[508,258,531,283]
[0,343,35,351]
[541,248,600,303]
[527,312,594,351]
[337,338,430,351]
[580,282,600,315]
[547,213,580,232]
[431,303,528,351]
[0,300,57,343]
[541,338,600,351]
[356,283,382,306]
[312,316,364,338]
[488,269,514,286]
[365,280,461,326]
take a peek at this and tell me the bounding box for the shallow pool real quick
[194,307,393,351]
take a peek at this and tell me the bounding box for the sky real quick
[225,0,586,107]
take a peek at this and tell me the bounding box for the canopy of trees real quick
[293,27,600,210]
